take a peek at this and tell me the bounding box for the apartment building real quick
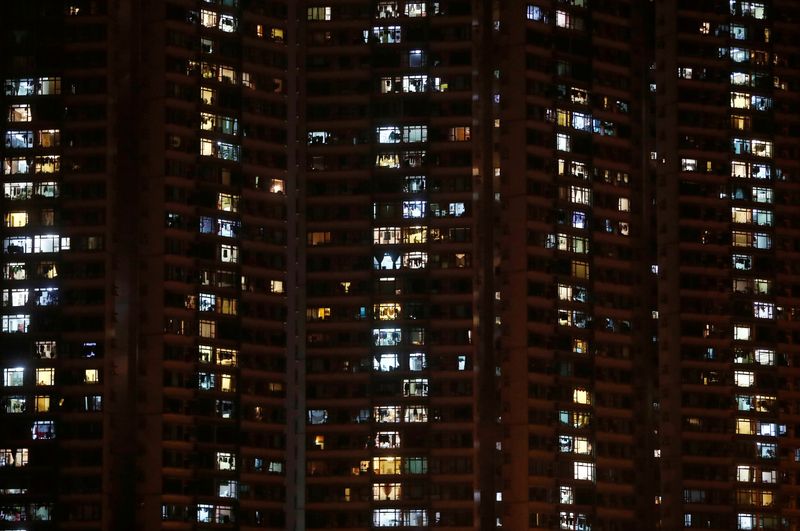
[2,1,800,530]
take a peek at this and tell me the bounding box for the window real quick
[307,7,331,20]
[32,421,55,440]
[219,14,237,32]
[5,396,25,413]
[735,371,755,387]
[373,456,401,475]
[200,9,218,27]
[374,353,400,371]
[366,26,402,44]
[569,186,591,205]
[449,127,471,141]
[557,133,571,152]
[219,244,238,263]
[84,369,99,383]
[35,395,50,412]
[373,483,401,501]
[199,319,216,338]
[216,452,235,470]
[403,406,427,422]
[404,2,426,16]
[8,105,31,122]
[0,448,28,467]
[5,131,34,149]
[402,201,426,219]
[734,325,752,341]
[403,378,428,397]
[573,461,595,481]
[572,260,589,279]
[755,349,774,365]
[526,5,544,20]
[2,315,30,333]
[753,302,773,319]
[573,388,591,405]
[374,406,401,423]
[374,509,402,527]
[375,431,401,449]
[35,368,54,386]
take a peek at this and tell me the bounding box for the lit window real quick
[753,302,774,319]
[755,349,774,365]
[448,127,471,141]
[403,378,428,397]
[32,421,55,440]
[373,456,401,475]
[84,369,99,384]
[526,5,544,21]
[375,431,401,448]
[733,325,752,341]
[307,6,332,20]
[5,396,25,413]
[557,133,571,152]
[735,371,755,387]
[569,186,591,205]
[573,388,591,405]
[218,480,238,499]
[8,105,31,122]
[0,448,28,467]
[199,319,217,338]
[219,14,237,32]
[36,368,54,386]
[219,244,239,263]
[573,461,595,481]
[35,395,50,412]
[374,353,400,372]
[373,482,402,501]
[571,260,589,279]
[404,2,425,17]
[220,374,235,392]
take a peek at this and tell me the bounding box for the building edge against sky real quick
[3,0,800,530]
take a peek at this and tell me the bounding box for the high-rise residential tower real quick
[2,1,800,531]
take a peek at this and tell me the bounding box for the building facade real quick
[2,0,800,530]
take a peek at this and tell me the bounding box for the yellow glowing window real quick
[217,193,239,212]
[271,28,284,41]
[308,232,331,245]
[373,483,402,500]
[376,303,401,320]
[314,435,325,449]
[4,212,28,227]
[35,395,50,412]
[35,368,54,386]
[269,178,285,193]
[448,126,471,141]
[256,24,264,37]
[270,280,285,293]
[200,87,215,105]
[573,388,591,405]
[84,369,99,383]
[372,456,401,475]
[572,260,589,279]
[731,115,750,130]
[732,208,753,223]
[573,339,588,353]
[220,374,235,392]
[217,348,238,366]
[308,307,331,320]
[38,130,60,148]
[199,319,216,338]
[557,109,569,126]
[736,418,755,435]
